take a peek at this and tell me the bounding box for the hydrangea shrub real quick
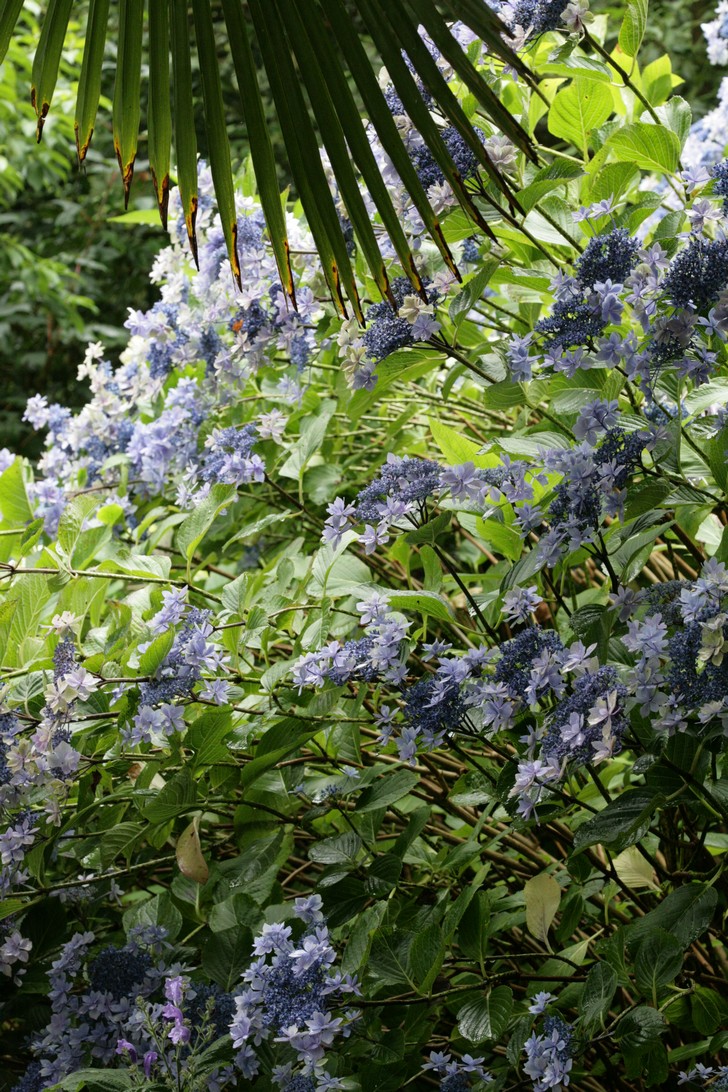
[1,4,728,1091]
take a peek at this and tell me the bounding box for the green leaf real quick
[405,511,452,546]
[100,822,143,868]
[123,892,182,941]
[309,832,362,865]
[138,627,175,675]
[580,962,618,1032]
[202,925,252,990]
[448,259,501,326]
[618,0,648,58]
[175,483,238,566]
[409,923,445,993]
[573,789,664,853]
[240,719,319,789]
[456,987,514,1043]
[50,1072,134,1092]
[142,767,197,822]
[188,709,233,769]
[606,123,680,174]
[355,769,419,813]
[614,1005,666,1049]
[542,54,612,82]
[0,458,33,525]
[0,0,24,66]
[385,590,454,622]
[548,80,613,154]
[517,161,585,214]
[626,883,718,950]
[634,928,684,1005]
[691,988,728,1035]
[656,97,692,149]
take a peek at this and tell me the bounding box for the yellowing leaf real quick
[612,846,658,890]
[524,873,561,946]
[176,814,209,885]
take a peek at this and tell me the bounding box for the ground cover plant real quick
[1,3,728,1090]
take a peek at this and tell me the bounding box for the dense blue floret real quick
[10,1062,43,1092]
[199,326,222,372]
[510,0,569,35]
[667,620,728,708]
[187,983,236,1039]
[662,236,728,309]
[712,159,728,213]
[363,313,415,363]
[441,1076,471,1092]
[495,628,564,698]
[355,456,442,521]
[403,676,468,740]
[542,666,627,764]
[575,229,639,289]
[87,945,153,1000]
[642,581,684,625]
[409,126,481,190]
[535,294,604,349]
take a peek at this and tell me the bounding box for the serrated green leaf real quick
[606,122,680,174]
[580,962,618,1031]
[548,79,613,154]
[457,986,513,1043]
[355,769,419,813]
[573,789,664,853]
[618,0,648,57]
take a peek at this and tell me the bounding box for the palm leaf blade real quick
[192,0,241,287]
[148,0,172,227]
[356,0,496,241]
[170,0,199,264]
[221,0,296,308]
[248,0,361,319]
[30,0,73,140]
[0,0,25,66]
[295,0,425,298]
[319,0,459,280]
[112,0,144,207]
[405,0,535,166]
[282,0,394,307]
[75,0,110,162]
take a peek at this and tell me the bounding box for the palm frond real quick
[0,0,536,313]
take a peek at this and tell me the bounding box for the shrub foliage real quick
[1,6,727,1092]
